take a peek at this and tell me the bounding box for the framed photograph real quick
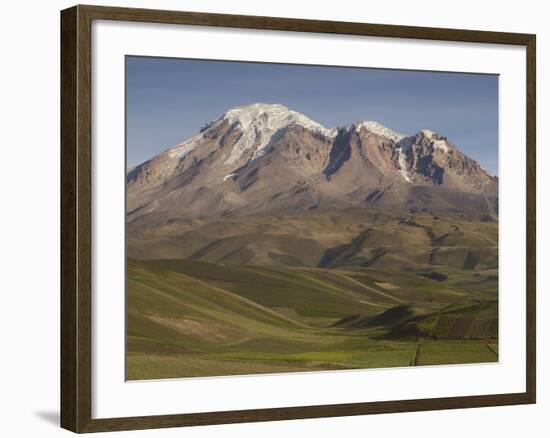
[60,4,536,433]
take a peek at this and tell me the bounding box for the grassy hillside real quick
[127,257,498,380]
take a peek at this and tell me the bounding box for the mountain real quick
[126,103,498,267]
[127,103,497,224]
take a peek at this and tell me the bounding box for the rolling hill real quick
[127,259,498,379]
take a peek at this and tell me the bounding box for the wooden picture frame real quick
[61,4,536,433]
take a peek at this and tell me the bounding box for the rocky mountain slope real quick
[127,103,498,224]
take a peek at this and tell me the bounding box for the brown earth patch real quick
[375,282,400,290]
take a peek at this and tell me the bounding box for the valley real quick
[127,253,497,380]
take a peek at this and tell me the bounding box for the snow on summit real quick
[420,128,451,153]
[220,103,333,165]
[223,103,327,133]
[354,120,406,142]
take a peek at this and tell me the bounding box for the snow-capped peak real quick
[219,103,334,165]
[420,129,436,137]
[420,128,451,153]
[354,120,406,142]
[223,103,327,131]
[164,104,452,176]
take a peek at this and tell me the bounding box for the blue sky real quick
[126,56,499,175]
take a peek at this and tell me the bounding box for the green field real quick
[126,256,498,380]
